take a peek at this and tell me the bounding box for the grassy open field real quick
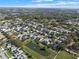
[23,46,47,59]
[0,55,2,59]
[55,51,76,59]
[26,41,57,59]
[5,50,13,58]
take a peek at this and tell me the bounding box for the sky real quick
[0,0,79,8]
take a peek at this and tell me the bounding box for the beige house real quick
[0,32,5,40]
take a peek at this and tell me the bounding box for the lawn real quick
[46,48,57,59]
[23,46,46,59]
[27,42,48,56]
[26,41,57,59]
[0,55,2,59]
[55,51,76,59]
[5,50,13,58]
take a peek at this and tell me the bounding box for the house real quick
[53,43,61,51]
[77,57,79,59]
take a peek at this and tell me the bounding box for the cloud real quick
[55,1,79,5]
[0,4,53,8]
[18,2,79,8]
[2,3,78,9]
[32,0,53,2]
[0,1,79,8]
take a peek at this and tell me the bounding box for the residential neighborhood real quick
[0,8,79,59]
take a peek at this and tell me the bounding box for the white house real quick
[77,57,79,59]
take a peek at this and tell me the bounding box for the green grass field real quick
[5,50,13,58]
[0,55,2,59]
[55,51,76,59]
[23,46,46,59]
[26,40,57,59]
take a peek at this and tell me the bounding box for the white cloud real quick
[54,1,79,5]
[32,0,53,2]
[0,1,79,8]
[4,3,78,9]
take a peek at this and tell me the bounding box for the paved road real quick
[0,48,9,59]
